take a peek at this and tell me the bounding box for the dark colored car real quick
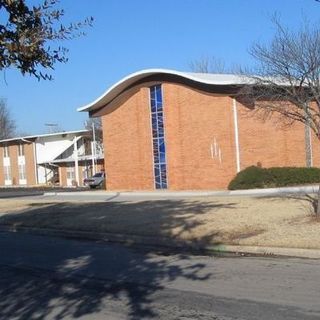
[83,172,106,189]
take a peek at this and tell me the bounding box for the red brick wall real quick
[0,143,37,186]
[102,88,154,190]
[164,83,237,189]
[100,82,315,190]
[59,166,67,187]
[25,143,36,185]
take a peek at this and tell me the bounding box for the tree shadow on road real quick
[0,199,231,319]
[0,199,237,246]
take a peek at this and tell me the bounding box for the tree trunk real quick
[304,122,312,167]
[317,185,320,217]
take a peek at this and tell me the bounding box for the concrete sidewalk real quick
[43,184,320,199]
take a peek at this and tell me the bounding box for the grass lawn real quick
[0,195,319,249]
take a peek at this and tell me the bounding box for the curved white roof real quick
[78,68,251,113]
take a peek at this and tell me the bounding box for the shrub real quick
[228,166,320,190]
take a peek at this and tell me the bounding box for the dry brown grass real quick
[0,196,319,249]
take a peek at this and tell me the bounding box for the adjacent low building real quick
[78,69,320,191]
[0,130,104,187]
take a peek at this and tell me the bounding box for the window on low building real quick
[66,164,75,180]
[4,165,11,181]
[3,145,9,158]
[18,164,26,180]
[18,143,25,156]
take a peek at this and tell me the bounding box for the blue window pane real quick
[157,119,164,137]
[154,165,160,180]
[159,138,165,152]
[157,124,164,137]
[159,152,166,164]
[156,101,163,112]
[150,85,167,189]
[153,138,159,149]
[150,87,156,100]
[160,165,167,182]
[151,99,156,113]
[152,114,158,137]
[153,153,159,164]
[152,113,157,124]
[156,86,162,103]
[161,181,167,189]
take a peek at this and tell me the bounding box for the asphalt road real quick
[1,231,319,320]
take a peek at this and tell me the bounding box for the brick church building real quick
[79,69,320,190]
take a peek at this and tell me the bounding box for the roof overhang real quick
[0,129,91,145]
[77,69,254,117]
[45,154,104,164]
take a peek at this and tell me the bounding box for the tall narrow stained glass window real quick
[150,85,168,189]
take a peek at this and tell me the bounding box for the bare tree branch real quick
[0,0,93,80]
[0,99,16,139]
[240,16,320,215]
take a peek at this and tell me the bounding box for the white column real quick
[33,142,38,185]
[73,137,79,186]
[232,98,241,173]
[91,141,96,175]
[92,122,97,174]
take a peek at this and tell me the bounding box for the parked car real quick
[83,172,106,189]
[48,172,59,186]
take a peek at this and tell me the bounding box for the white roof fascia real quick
[0,129,90,144]
[47,153,104,164]
[77,69,253,113]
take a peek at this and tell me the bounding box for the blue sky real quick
[1,0,320,135]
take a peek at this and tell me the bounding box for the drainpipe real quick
[232,98,241,173]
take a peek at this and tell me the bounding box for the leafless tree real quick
[241,16,320,216]
[85,117,102,142]
[189,56,227,73]
[85,117,103,157]
[0,99,16,139]
[189,55,241,75]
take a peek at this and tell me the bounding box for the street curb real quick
[42,185,320,198]
[1,225,319,259]
[207,244,320,259]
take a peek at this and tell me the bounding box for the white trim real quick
[232,98,241,173]
[66,163,75,186]
[77,69,253,114]
[3,161,12,185]
[0,129,90,144]
[18,156,27,185]
[33,142,38,184]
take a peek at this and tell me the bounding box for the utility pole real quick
[92,121,97,175]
